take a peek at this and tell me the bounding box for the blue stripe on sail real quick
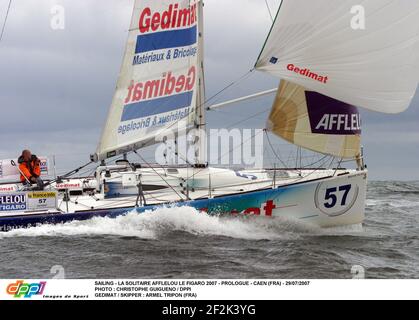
[135,26,197,54]
[121,91,193,121]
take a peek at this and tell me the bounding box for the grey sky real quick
[0,0,418,180]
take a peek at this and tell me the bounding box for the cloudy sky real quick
[0,0,418,180]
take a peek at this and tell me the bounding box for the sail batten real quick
[256,0,419,114]
[96,0,203,161]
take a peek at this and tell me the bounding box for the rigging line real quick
[265,131,288,168]
[201,69,254,108]
[133,150,186,202]
[302,155,330,169]
[63,161,99,178]
[214,129,264,169]
[340,158,357,164]
[214,109,268,122]
[185,129,266,182]
[290,154,336,184]
[138,138,193,176]
[44,160,94,188]
[333,158,344,176]
[184,106,271,168]
[137,71,256,167]
[160,70,254,135]
[264,0,274,22]
[77,167,97,179]
[128,71,255,166]
[328,156,337,170]
[217,106,272,128]
[0,0,11,43]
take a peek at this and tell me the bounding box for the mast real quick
[195,0,207,167]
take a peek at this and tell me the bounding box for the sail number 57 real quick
[324,185,352,208]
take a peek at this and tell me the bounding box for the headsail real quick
[95,0,203,161]
[256,0,419,114]
[267,81,361,159]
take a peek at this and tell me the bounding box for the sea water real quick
[0,181,418,279]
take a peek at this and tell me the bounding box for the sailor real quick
[18,150,44,190]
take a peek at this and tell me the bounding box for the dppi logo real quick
[6,280,46,298]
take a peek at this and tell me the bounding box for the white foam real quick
[319,223,364,236]
[0,206,317,240]
[0,214,157,239]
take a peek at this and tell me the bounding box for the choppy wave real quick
[383,181,419,194]
[366,198,419,209]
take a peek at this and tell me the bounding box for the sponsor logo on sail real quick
[139,3,197,34]
[6,280,46,298]
[135,2,198,54]
[305,91,361,135]
[287,64,328,84]
[121,66,196,123]
[124,66,195,105]
[118,2,199,135]
[315,114,361,133]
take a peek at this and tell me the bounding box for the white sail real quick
[95,0,203,161]
[256,0,419,114]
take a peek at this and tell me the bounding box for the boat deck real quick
[1,168,348,217]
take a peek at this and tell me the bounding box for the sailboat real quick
[0,0,418,232]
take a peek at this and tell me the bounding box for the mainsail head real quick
[256,0,419,114]
[268,80,361,159]
[95,0,203,161]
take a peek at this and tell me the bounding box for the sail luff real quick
[94,2,138,161]
[254,0,283,68]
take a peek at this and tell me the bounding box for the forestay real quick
[256,0,419,114]
[96,0,203,161]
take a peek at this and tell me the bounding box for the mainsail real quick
[95,0,204,161]
[268,80,361,159]
[256,0,419,114]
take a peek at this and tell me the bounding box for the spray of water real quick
[0,206,329,240]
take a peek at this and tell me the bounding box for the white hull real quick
[0,167,367,230]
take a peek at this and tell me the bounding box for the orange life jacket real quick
[18,156,41,183]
